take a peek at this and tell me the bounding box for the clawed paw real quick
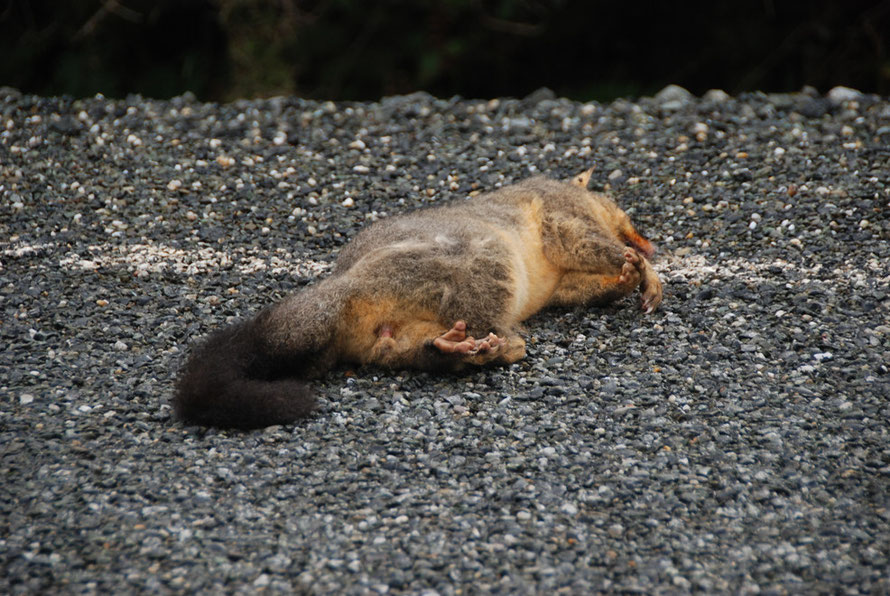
[433,321,473,354]
[471,332,502,354]
[640,269,664,313]
[623,248,641,266]
[641,279,663,314]
[622,248,662,312]
[433,321,503,355]
[618,261,641,286]
[618,249,642,286]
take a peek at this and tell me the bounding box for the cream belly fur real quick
[499,204,562,323]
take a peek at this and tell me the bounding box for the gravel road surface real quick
[2,85,889,593]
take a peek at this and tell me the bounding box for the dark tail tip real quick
[173,321,316,430]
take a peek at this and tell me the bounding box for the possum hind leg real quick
[431,320,526,367]
[368,319,526,370]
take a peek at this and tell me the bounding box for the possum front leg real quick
[541,213,662,311]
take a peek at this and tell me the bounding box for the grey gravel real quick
[1,84,889,594]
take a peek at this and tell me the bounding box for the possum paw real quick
[623,248,662,313]
[641,274,663,314]
[432,321,526,365]
[638,259,663,314]
[619,249,642,287]
[618,248,662,314]
[433,321,501,354]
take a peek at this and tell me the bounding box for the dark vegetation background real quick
[3,0,890,102]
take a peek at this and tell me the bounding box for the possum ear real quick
[569,167,594,189]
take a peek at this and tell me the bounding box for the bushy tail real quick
[173,281,347,429]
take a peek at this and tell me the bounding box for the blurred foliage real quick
[2,0,228,99]
[2,0,889,101]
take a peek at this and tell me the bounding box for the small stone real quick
[655,84,693,104]
[253,574,271,588]
[167,179,182,191]
[828,86,863,104]
[20,393,34,404]
[265,554,291,573]
[607,523,625,538]
[703,89,730,102]
[673,575,692,589]
[561,502,579,515]
[522,87,555,105]
[216,155,235,168]
[693,122,709,141]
